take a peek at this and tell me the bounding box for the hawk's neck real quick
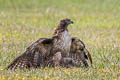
[53,24,68,36]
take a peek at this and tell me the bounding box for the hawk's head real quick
[59,18,74,26]
[54,18,74,35]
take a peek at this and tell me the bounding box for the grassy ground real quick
[0,0,120,80]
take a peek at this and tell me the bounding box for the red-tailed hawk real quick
[6,18,92,70]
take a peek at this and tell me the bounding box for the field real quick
[0,0,120,80]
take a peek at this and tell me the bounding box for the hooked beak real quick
[70,20,74,24]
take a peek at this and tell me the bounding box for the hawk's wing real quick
[6,38,53,70]
[70,37,92,66]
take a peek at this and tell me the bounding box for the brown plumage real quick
[47,52,62,67]
[47,18,74,66]
[6,37,92,70]
[49,37,92,67]
[6,38,53,70]
[6,18,92,70]
[69,37,92,67]
[51,18,74,57]
[6,18,74,70]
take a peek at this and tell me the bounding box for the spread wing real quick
[6,38,53,70]
[69,37,92,66]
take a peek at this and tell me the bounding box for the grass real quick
[0,0,120,80]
